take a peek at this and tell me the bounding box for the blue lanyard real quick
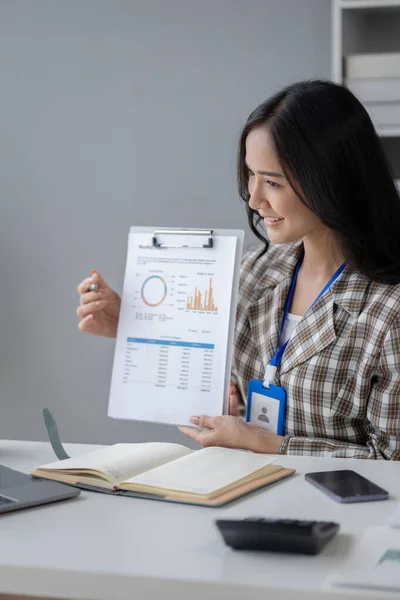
[270,257,346,369]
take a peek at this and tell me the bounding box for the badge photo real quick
[246,379,286,435]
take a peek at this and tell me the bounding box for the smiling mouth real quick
[262,215,285,226]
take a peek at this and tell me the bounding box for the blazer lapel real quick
[280,290,337,375]
[246,241,303,373]
[280,268,371,375]
[244,244,371,379]
[247,274,293,370]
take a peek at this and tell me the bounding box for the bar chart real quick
[186,278,218,312]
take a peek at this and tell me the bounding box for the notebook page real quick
[36,443,193,483]
[125,447,276,494]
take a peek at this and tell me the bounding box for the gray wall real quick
[0,0,331,445]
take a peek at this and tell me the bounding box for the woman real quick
[77,80,400,460]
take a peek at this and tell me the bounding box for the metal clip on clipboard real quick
[152,229,214,249]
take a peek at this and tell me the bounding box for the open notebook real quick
[32,443,295,507]
[34,409,295,507]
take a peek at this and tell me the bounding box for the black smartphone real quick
[305,470,389,503]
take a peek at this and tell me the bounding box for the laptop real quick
[0,464,80,514]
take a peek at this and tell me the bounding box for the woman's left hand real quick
[178,415,283,454]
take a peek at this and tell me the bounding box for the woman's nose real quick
[249,181,270,211]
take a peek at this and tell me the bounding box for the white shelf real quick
[333,0,400,144]
[333,0,400,181]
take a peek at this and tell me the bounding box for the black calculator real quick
[216,518,339,555]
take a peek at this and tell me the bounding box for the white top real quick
[264,313,303,386]
[280,312,302,347]
[1,440,400,600]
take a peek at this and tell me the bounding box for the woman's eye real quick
[265,179,280,189]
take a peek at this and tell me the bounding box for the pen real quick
[87,270,99,293]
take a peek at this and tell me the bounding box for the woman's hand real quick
[178,413,283,454]
[76,271,121,338]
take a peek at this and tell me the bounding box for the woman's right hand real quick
[76,270,121,338]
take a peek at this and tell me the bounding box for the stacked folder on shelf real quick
[344,52,400,134]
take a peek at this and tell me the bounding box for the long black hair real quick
[237,79,400,284]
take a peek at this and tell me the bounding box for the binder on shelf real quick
[107,226,244,426]
[345,79,400,104]
[345,52,400,80]
[365,103,400,128]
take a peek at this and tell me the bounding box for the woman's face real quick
[245,126,326,244]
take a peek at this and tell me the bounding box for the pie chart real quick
[141,275,167,307]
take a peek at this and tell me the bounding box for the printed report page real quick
[108,231,238,425]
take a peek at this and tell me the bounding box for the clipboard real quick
[107,227,244,424]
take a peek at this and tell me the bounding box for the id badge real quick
[246,379,286,435]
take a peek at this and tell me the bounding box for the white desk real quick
[0,440,399,600]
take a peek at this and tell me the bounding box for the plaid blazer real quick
[233,241,400,460]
